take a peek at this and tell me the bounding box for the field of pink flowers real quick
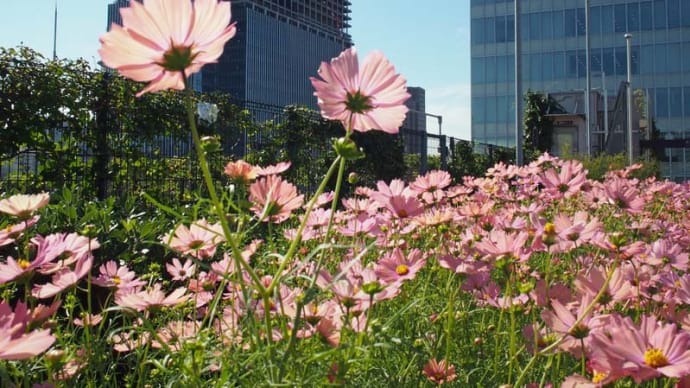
[3,0,690,386]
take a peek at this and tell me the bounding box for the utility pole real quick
[585,0,592,156]
[625,33,634,165]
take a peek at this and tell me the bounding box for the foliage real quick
[561,148,661,181]
[0,46,252,200]
[245,105,408,194]
[523,90,560,162]
[448,140,515,181]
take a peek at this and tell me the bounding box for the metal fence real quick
[1,99,512,200]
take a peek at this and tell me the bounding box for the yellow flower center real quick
[592,372,607,384]
[18,259,31,269]
[543,222,556,235]
[644,348,669,368]
[112,276,121,285]
[395,264,410,276]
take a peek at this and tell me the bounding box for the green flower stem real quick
[274,154,343,381]
[182,79,264,326]
[444,279,458,363]
[266,153,343,295]
[275,129,352,380]
[514,256,620,388]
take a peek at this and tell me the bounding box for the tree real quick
[523,90,560,162]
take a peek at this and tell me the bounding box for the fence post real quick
[420,131,428,174]
[440,135,448,171]
[449,137,455,170]
[94,73,111,200]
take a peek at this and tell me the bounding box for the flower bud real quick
[201,135,222,154]
[333,137,365,160]
[347,172,358,184]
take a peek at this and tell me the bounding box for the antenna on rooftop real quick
[52,0,58,60]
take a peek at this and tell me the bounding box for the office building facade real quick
[471,0,690,179]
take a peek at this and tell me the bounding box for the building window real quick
[496,15,507,43]
[496,55,508,83]
[552,10,564,39]
[640,44,654,74]
[591,6,602,34]
[682,0,690,26]
[486,56,497,83]
[656,87,669,118]
[640,2,654,30]
[530,53,542,81]
[601,5,614,33]
[553,52,565,79]
[670,87,683,117]
[668,0,681,28]
[627,3,640,31]
[667,43,682,73]
[567,50,578,78]
[529,12,541,40]
[615,47,627,76]
[472,57,485,84]
[471,18,483,45]
[654,0,667,30]
[485,17,496,44]
[614,4,627,32]
[654,44,667,73]
[542,11,554,40]
[565,9,577,37]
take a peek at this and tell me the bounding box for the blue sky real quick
[0,1,472,140]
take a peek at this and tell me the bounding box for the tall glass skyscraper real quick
[202,0,352,109]
[471,0,690,179]
[106,0,352,109]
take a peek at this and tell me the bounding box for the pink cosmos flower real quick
[115,283,190,312]
[99,0,237,97]
[73,313,103,328]
[256,161,291,176]
[541,294,601,357]
[0,192,49,218]
[0,301,55,360]
[249,175,304,223]
[539,160,587,199]
[645,238,689,271]
[223,160,260,182]
[310,47,410,133]
[0,216,40,247]
[34,232,100,275]
[162,219,225,259]
[0,216,41,248]
[603,178,645,213]
[92,260,145,293]
[375,248,426,284]
[32,255,94,299]
[409,170,452,203]
[474,229,531,263]
[589,315,690,383]
[166,257,196,281]
[422,358,457,385]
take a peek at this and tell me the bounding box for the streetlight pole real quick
[625,33,634,165]
[514,0,523,166]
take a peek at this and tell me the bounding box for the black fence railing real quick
[0,99,512,200]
